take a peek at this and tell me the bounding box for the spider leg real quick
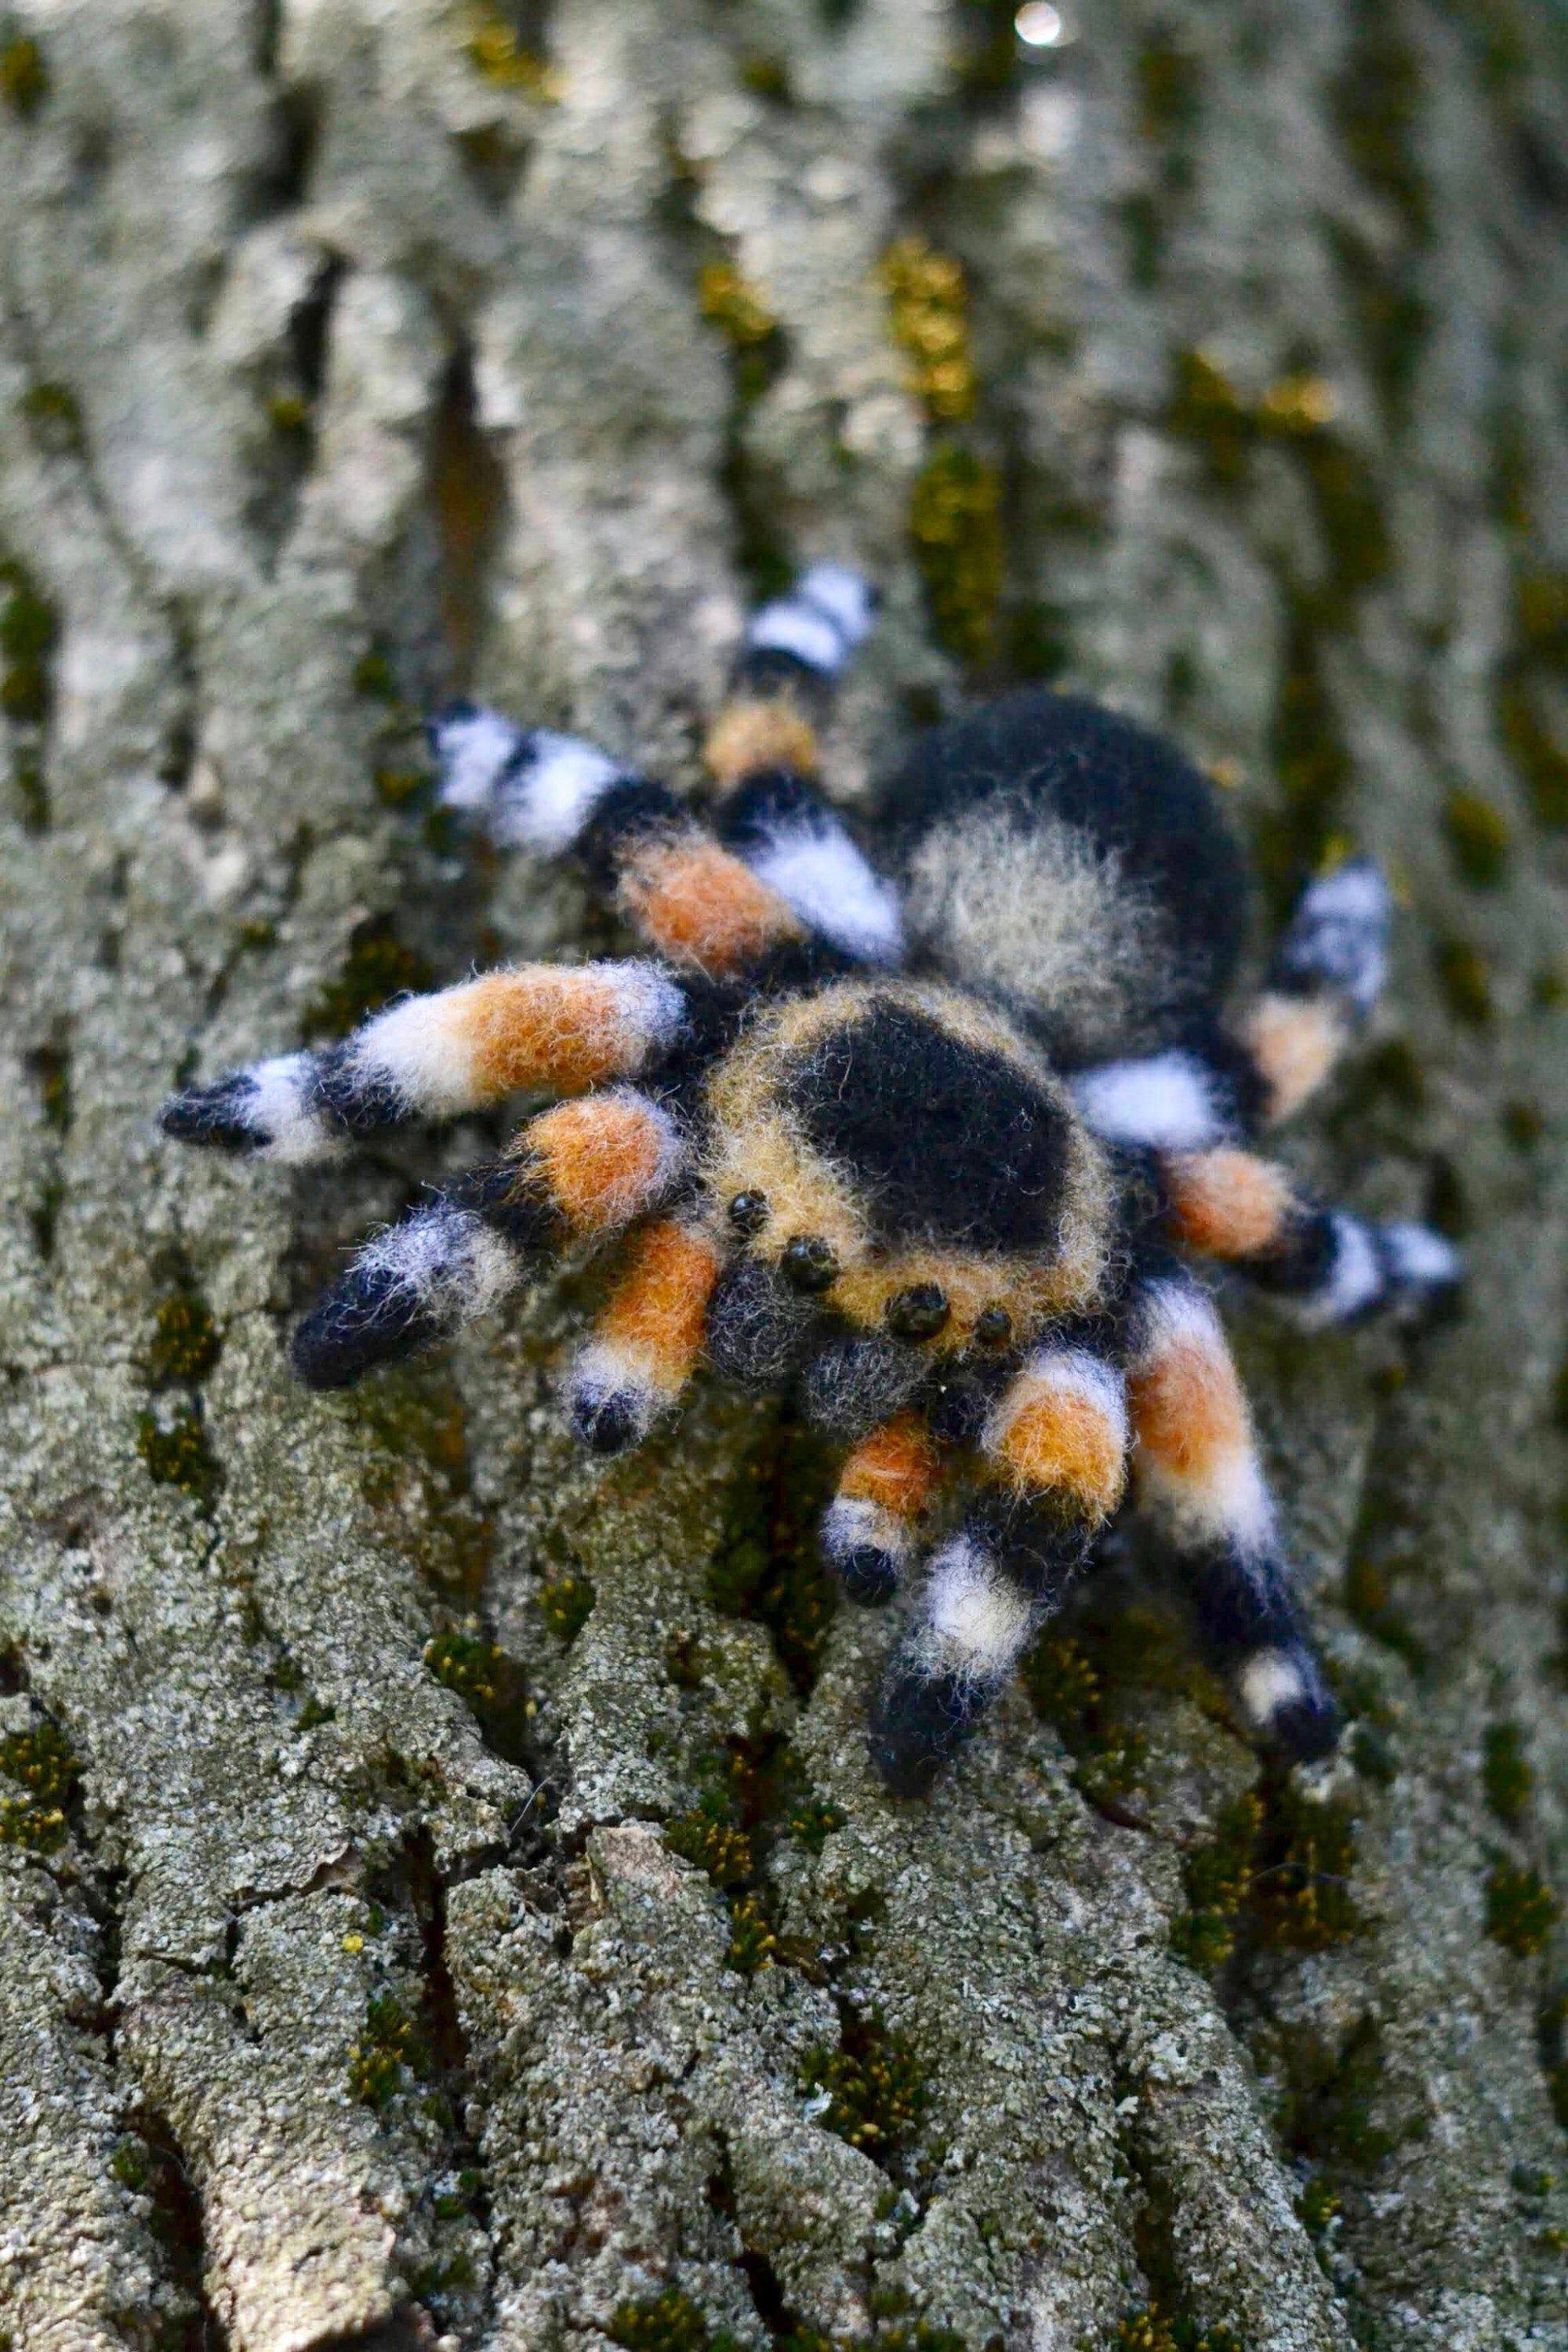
[158,960,686,1163]
[1072,861,1392,1150]
[1239,857,1390,1125]
[870,1347,1128,1795]
[290,1088,685,1388]
[564,1215,721,1455]
[1161,1146,1460,1325]
[1126,1270,1339,1759]
[820,1409,946,1605]
[428,566,897,978]
[706,565,901,966]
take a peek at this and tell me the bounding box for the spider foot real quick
[160,1054,335,1163]
[1374,1220,1462,1319]
[565,1346,662,1458]
[869,1664,986,1797]
[819,1497,906,1606]
[1236,1645,1341,1763]
[1272,856,1390,1014]
[292,1205,519,1389]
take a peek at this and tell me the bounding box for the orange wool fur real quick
[525,1094,673,1230]
[989,1387,1126,1519]
[1128,1334,1250,1489]
[705,698,821,789]
[1163,1148,1297,1260]
[454,969,643,1098]
[838,1412,942,1520]
[601,1222,720,1389]
[1240,993,1345,1123]
[619,835,804,975]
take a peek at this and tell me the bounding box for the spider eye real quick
[781,1234,837,1293]
[974,1305,1013,1346]
[885,1283,949,1341]
[728,1190,770,1238]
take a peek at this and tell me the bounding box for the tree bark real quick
[3,2,1568,2347]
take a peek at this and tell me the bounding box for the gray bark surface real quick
[2,2,1568,2347]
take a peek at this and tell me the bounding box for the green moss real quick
[881,237,978,425]
[1443,789,1511,887]
[1250,1781,1367,1952]
[18,381,82,454]
[1170,1793,1265,1972]
[666,1800,753,1889]
[146,1290,220,1387]
[1433,935,1494,1027]
[1344,1540,1425,1665]
[0,558,57,726]
[136,1399,220,1509]
[537,1571,594,1643]
[724,1891,779,1976]
[354,647,400,701]
[461,2,561,98]
[1483,1723,1533,1824]
[0,1721,77,1855]
[1298,2176,1341,2238]
[739,52,791,100]
[347,1988,432,2109]
[1498,676,1568,828]
[13,750,47,832]
[423,1628,528,1737]
[301,915,434,1042]
[1167,349,1252,486]
[111,2136,151,2191]
[788,1791,846,1854]
[1135,29,1202,158]
[1276,2014,1397,2170]
[1117,2318,1244,2352]
[608,2288,741,2352]
[1325,217,1429,431]
[699,258,786,405]
[1330,3,1430,245]
[909,445,1004,667]
[26,1041,69,1133]
[1019,1629,1148,1805]
[0,31,45,115]
[710,1413,838,1694]
[1514,571,1568,669]
[949,0,1019,96]
[1486,1862,1560,1957]
[800,2009,927,2161]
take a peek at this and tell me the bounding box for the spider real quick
[160,565,1458,1795]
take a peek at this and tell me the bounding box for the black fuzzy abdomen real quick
[880,691,1252,1059]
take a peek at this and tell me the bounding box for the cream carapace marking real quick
[703,978,1115,1347]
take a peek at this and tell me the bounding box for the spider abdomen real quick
[881,690,1252,1065]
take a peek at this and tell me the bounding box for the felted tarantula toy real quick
[161,565,1458,1795]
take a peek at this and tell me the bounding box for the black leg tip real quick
[158,1078,261,1154]
[1265,1690,1343,1766]
[834,1545,902,1607]
[571,1388,645,1457]
[290,1271,438,1390]
[868,1668,979,1798]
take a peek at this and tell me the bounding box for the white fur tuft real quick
[924,1538,1033,1679]
[250,1053,341,1165]
[1294,1212,1383,1327]
[495,731,624,855]
[744,819,903,963]
[1381,1221,1461,1289]
[1073,1052,1226,1151]
[433,708,527,812]
[1238,1649,1308,1726]
[821,1494,911,1568]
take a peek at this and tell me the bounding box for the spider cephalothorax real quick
[161,564,1459,1795]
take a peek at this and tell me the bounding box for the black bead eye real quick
[780,1234,837,1293]
[974,1305,1013,1346]
[728,1190,770,1238]
[885,1283,950,1341]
